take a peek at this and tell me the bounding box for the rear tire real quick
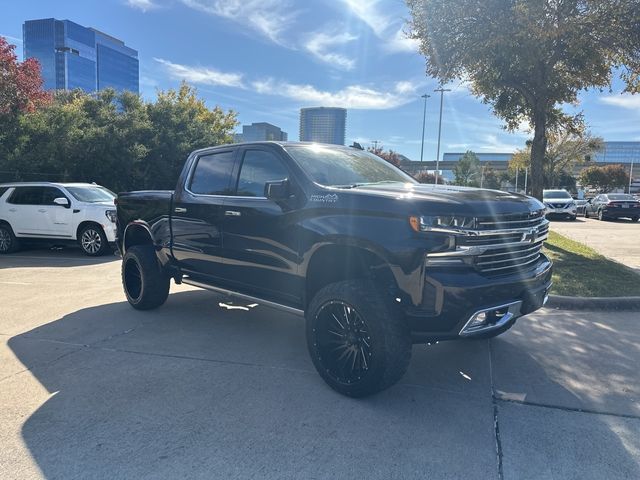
[306,280,412,397]
[598,209,606,221]
[122,246,170,310]
[78,224,109,256]
[0,223,20,254]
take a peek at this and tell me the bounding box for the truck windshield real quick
[285,145,417,187]
[66,186,116,203]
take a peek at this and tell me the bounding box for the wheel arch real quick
[122,222,154,254]
[304,243,399,309]
[76,220,105,240]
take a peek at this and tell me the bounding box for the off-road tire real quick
[122,245,170,310]
[306,280,412,397]
[78,224,109,256]
[0,223,20,254]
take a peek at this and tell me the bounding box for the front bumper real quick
[406,254,553,342]
[102,222,117,242]
[545,206,576,218]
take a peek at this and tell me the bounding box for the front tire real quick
[0,223,20,254]
[598,209,606,221]
[306,280,412,397]
[79,224,109,256]
[122,246,170,310]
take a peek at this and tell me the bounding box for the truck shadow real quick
[6,291,639,478]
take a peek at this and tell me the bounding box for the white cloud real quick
[341,0,391,36]
[304,30,357,70]
[180,0,297,45]
[386,27,419,53]
[600,94,640,110]
[125,0,159,11]
[340,0,416,54]
[154,58,245,88]
[477,134,523,153]
[252,78,418,109]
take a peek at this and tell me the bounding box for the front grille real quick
[462,212,548,275]
[548,202,568,209]
[474,239,545,274]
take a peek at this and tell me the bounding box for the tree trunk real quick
[530,110,547,200]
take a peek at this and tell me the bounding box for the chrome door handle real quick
[174,207,187,213]
[225,210,241,217]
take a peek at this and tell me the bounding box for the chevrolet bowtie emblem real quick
[522,228,538,243]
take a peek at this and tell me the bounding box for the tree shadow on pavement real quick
[5,291,639,479]
[0,246,118,269]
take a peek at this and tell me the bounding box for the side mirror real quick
[53,197,70,208]
[264,179,290,200]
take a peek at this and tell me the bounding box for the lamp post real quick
[434,87,451,184]
[420,94,430,163]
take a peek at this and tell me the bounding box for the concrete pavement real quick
[550,217,640,273]
[1,248,639,479]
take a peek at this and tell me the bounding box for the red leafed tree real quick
[0,36,51,115]
[367,146,401,167]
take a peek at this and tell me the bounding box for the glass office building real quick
[234,122,288,143]
[299,107,346,145]
[593,141,640,164]
[23,18,139,93]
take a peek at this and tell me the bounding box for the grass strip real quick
[543,231,640,297]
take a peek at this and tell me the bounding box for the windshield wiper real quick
[334,181,401,189]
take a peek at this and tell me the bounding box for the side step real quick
[181,277,304,317]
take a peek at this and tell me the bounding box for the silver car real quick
[543,189,577,220]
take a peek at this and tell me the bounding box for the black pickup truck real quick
[116,142,552,397]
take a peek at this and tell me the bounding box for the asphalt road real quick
[550,216,640,273]
[1,248,639,479]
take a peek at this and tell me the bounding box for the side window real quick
[189,151,236,195]
[41,187,66,205]
[0,187,9,200]
[8,187,46,205]
[235,150,289,197]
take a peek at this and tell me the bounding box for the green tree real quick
[480,163,501,189]
[509,129,602,188]
[452,150,480,186]
[145,82,238,189]
[579,164,629,192]
[407,0,640,199]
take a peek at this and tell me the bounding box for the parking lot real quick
[1,249,640,479]
[551,217,640,272]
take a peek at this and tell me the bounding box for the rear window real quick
[606,194,635,201]
[189,151,236,195]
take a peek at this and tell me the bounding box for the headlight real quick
[568,202,576,208]
[105,210,117,223]
[409,215,475,232]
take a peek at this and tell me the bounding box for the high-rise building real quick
[234,122,288,143]
[23,18,139,93]
[299,107,346,145]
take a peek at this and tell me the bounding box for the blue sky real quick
[2,0,639,160]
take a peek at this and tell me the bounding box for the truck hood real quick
[344,183,544,216]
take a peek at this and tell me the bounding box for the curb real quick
[547,294,640,311]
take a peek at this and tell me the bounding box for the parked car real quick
[575,199,589,216]
[116,141,553,397]
[584,193,640,221]
[542,189,577,220]
[0,182,117,256]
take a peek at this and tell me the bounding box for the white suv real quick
[542,189,577,221]
[0,182,117,256]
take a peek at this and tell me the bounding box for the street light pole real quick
[434,87,451,184]
[420,94,430,163]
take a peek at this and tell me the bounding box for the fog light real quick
[468,311,487,328]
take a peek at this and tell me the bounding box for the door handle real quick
[225,210,241,217]
[38,209,47,213]
[9,208,17,212]
[174,207,187,213]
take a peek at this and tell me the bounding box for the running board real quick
[181,277,304,317]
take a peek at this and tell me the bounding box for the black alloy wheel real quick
[306,280,412,397]
[314,301,373,385]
